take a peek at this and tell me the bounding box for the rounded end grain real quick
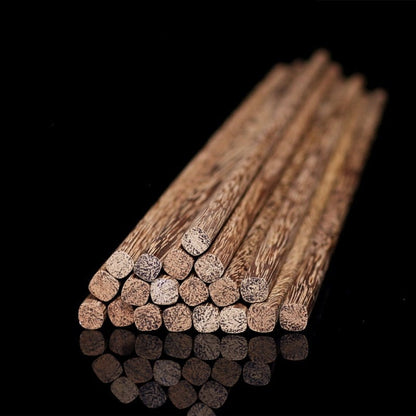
[242,361,271,386]
[247,302,277,333]
[150,276,179,305]
[182,226,211,256]
[279,333,309,361]
[109,328,135,355]
[211,358,242,387]
[120,276,150,306]
[123,357,153,383]
[248,336,277,363]
[88,270,119,302]
[182,357,211,386]
[219,304,247,334]
[198,380,228,409]
[138,381,167,409]
[92,353,123,383]
[79,330,106,356]
[187,402,216,416]
[163,303,193,332]
[279,303,308,332]
[209,277,240,307]
[110,376,139,404]
[220,335,248,361]
[78,295,107,330]
[194,253,224,283]
[192,303,220,333]
[108,297,134,327]
[168,380,198,409]
[240,276,269,303]
[179,275,209,306]
[134,304,163,331]
[163,247,194,280]
[105,250,134,279]
[153,359,182,386]
[134,253,162,282]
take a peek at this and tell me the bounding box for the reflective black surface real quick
[4,2,416,415]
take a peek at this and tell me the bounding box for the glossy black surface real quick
[4,3,415,415]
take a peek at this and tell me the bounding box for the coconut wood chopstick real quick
[247,91,369,332]
[278,89,387,332]
[78,50,387,335]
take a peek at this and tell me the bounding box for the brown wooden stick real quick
[162,303,193,332]
[246,90,368,332]
[248,336,277,363]
[134,64,297,281]
[120,275,149,306]
[123,357,153,383]
[107,296,134,327]
[88,270,119,302]
[78,295,107,330]
[194,63,339,284]
[138,381,167,409]
[209,276,240,307]
[150,275,179,305]
[279,333,309,361]
[242,361,271,386]
[109,328,135,355]
[221,76,347,293]
[279,90,387,332]
[192,303,220,333]
[240,75,364,304]
[219,303,248,334]
[179,274,209,306]
[105,250,134,279]
[133,303,162,331]
[92,353,123,383]
[182,50,330,257]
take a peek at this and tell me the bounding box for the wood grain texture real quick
[219,303,248,334]
[153,359,181,387]
[248,336,277,363]
[188,402,216,416]
[211,358,242,387]
[109,328,135,355]
[120,275,150,306]
[138,381,167,409]
[88,270,119,302]
[162,303,193,332]
[279,90,387,331]
[192,303,220,333]
[123,357,153,383]
[248,88,368,332]
[194,63,339,283]
[182,50,329,256]
[241,74,364,304]
[133,303,162,331]
[179,274,209,306]
[105,250,134,279]
[131,63,295,281]
[164,332,193,359]
[242,361,271,386]
[193,334,221,360]
[150,275,179,305]
[78,295,107,330]
[82,61,292,316]
[279,333,309,361]
[209,276,240,307]
[107,296,134,327]
[221,76,345,289]
[92,353,123,383]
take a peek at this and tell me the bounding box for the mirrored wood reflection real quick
[80,328,309,414]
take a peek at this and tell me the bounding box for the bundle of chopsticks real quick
[78,50,386,334]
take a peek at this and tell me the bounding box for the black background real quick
[4,2,416,415]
